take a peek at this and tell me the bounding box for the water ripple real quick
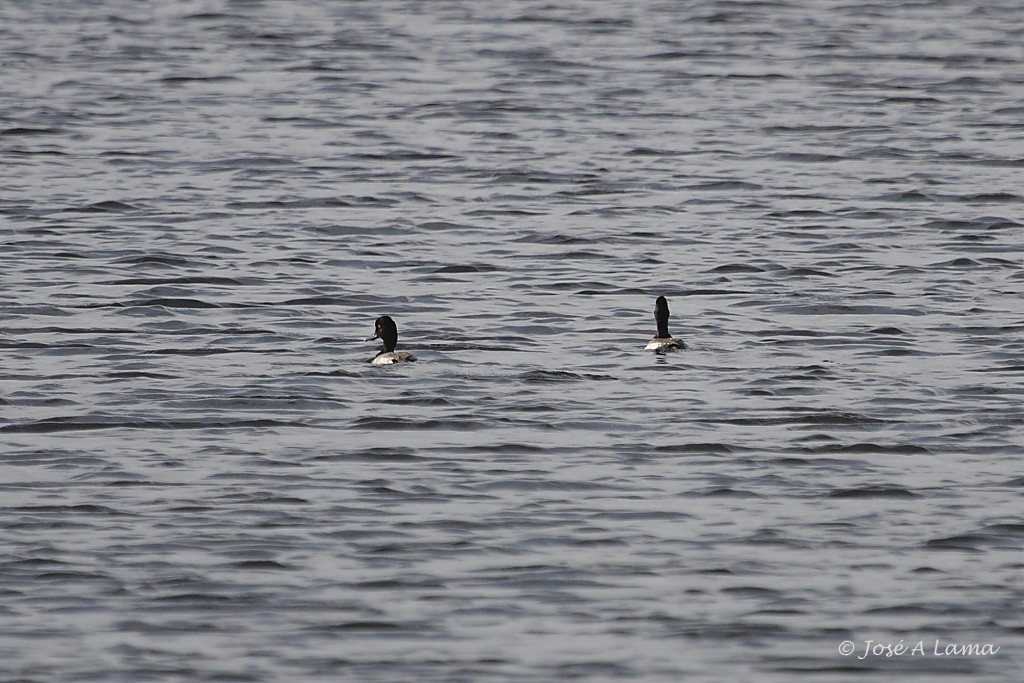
[1,1,1022,681]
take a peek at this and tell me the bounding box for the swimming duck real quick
[644,295,685,352]
[369,315,416,365]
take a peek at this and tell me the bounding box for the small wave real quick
[766,303,926,316]
[115,254,191,266]
[105,371,178,379]
[311,621,412,632]
[718,412,889,427]
[520,369,615,383]
[708,263,766,273]
[781,267,835,278]
[577,287,649,295]
[464,208,544,217]
[310,448,422,463]
[303,369,360,378]
[282,296,344,306]
[419,221,481,231]
[653,443,737,454]
[700,487,763,498]
[720,586,782,597]
[513,232,592,245]
[924,217,1021,231]
[764,210,831,220]
[803,443,930,455]
[0,340,83,350]
[983,523,1024,536]
[853,145,916,159]
[11,504,123,515]
[478,479,613,493]
[923,535,984,552]
[974,364,1024,374]
[925,525,1024,552]
[684,180,764,191]
[863,603,953,615]
[876,190,936,202]
[762,367,833,382]
[476,169,583,183]
[159,74,240,84]
[768,457,814,466]
[1,126,64,136]
[351,151,458,162]
[555,185,626,198]
[930,257,982,268]
[231,560,291,570]
[874,348,922,357]
[349,417,486,431]
[883,95,944,104]
[199,155,297,171]
[771,152,845,163]
[261,115,335,127]
[764,123,869,134]
[145,347,267,356]
[645,50,706,60]
[62,200,138,213]
[225,197,357,210]
[0,417,302,434]
[826,485,917,499]
[624,147,684,157]
[105,276,245,286]
[455,443,547,455]
[433,264,499,273]
[960,192,1022,203]
[878,190,1022,204]
[376,396,454,407]
[124,298,221,309]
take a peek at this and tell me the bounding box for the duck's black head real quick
[654,296,671,338]
[373,315,399,352]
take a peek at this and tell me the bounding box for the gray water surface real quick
[2,1,1023,681]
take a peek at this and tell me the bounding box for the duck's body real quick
[645,295,685,352]
[369,315,415,365]
[371,349,415,365]
[644,335,685,352]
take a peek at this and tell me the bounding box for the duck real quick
[644,295,685,352]
[369,315,416,365]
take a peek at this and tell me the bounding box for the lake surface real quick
[2,1,1022,681]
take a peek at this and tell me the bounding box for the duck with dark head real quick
[369,315,416,365]
[644,296,685,352]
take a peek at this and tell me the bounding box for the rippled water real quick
[2,1,1023,681]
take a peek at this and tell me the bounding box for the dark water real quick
[2,1,1023,681]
